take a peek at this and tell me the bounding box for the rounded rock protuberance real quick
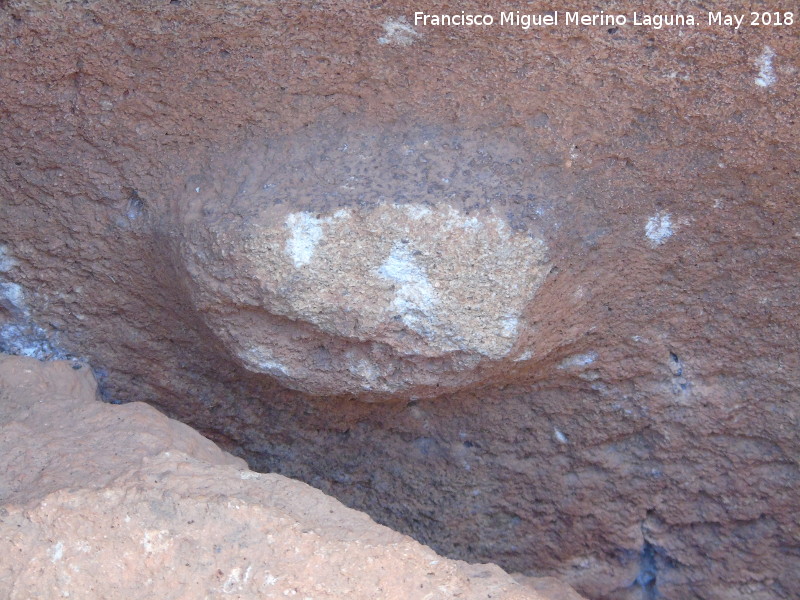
[173,126,554,399]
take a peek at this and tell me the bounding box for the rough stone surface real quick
[0,354,582,600]
[176,131,551,396]
[1,2,799,599]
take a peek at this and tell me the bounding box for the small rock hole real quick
[126,190,145,221]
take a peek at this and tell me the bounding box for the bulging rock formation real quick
[0,354,582,600]
[175,128,552,397]
[1,2,798,599]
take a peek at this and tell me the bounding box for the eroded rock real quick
[174,127,552,398]
[1,3,798,598]
[0,354,580,600]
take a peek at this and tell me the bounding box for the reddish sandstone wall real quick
[1,2,798,598]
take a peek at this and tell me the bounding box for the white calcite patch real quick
[377,244,438,336]
[49,541,64,563]
[755,46,776,88]
[285,212,325,268]
[140,530,171,555]
[284,210,349,268]
[645,212,673,246]
[222,566,252,594]
[0,322,62,360]
[0,244,17,272]
[0,282,25,312]
[377,18,421,46]
[558,351,598,370]
[514,350,534,362]
[500,316,519,339]
[238,346,289,377]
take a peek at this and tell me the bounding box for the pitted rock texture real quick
[176,130,551,396]
[0,354,581,600]
[1,2,799,599]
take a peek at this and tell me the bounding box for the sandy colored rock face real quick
[176,128,551,396]
[185,205,547,396]
[0,354,579,600]
[1,2,799,599]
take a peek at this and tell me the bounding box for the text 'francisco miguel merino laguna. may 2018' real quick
[413,10,795,30]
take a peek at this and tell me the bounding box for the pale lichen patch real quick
[755,46,776,88]
[645,213,673,246]
[0,244,17,272]
[239,346,289,377]
[377,244,439,336]
[500,316,519,339]
[514,350,534,362]
[377,18,421,46]
[49,541,64,563]
[0,282,25,313]
[285,212,325,268]
[284,211,350,268]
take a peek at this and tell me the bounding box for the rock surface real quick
[175,129,551,397]
[1,2,798,599]
[0,354,581,600]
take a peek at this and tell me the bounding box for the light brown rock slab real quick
[174,128,553,400]
[0,355,580,600]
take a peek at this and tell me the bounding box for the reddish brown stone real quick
[1,354,575,600]
[1,2,798,598]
